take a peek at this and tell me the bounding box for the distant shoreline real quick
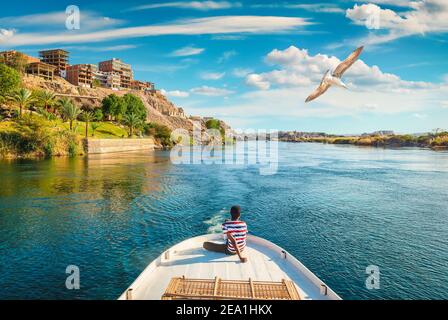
[277,134,448,151]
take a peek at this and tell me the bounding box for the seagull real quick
[305,46,364,103]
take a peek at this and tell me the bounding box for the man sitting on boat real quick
[203,205,248,263]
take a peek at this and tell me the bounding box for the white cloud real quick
[232,45,448,122]
[440,101,448,108]
[246,74,271,90]
[191,83,448,128]
[245,45,434,92]
[0,16,311,47]
[129,1,242,11]
[232,68,253,77]
[0,11,123,31]
[287,3,344,14]
[412,113,428,118]
[190,86,234,96]
[161,89,190,98]
[0,28,15,41]
[200,71,225,80]
[217,50,237,63]
[61,44,137,52]
[171,46,205,57]
[346,1,448,45]
[211,35,246,40]
[357,0,415,7]
[251,2,343,13]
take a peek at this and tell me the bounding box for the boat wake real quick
[203,208,227,234]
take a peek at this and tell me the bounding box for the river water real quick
[1,142,447,299]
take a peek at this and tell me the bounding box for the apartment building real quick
[93,71,121,90]
[130,80,155,92]
[98,58,133,89]
[39,49,69,77]
[65,64,94,88]
[25,62,57,81]
[2,48,158,92]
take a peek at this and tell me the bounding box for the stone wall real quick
[85,138,155,154]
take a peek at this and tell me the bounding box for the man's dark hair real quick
[230,205,241,220]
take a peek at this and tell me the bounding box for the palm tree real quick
[37,90,56,112]
[122,113,142,137]
[59,98,81,131]
[90,122,101,137]
[80,111,94,138]
[11,88,34,116]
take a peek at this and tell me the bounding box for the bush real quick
[145,122,172,147]
[0,63,21,98]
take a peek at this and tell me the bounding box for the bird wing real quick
[332,46,364,78]
[305,70,331,103]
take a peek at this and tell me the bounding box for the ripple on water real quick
[1,144,448,299]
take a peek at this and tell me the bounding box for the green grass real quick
[63,121,129,138]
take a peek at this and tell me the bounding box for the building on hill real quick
[131,80,155,92]
[66,64,93,88]
[0,50,40,65]
[98,58,133,89]
[373,130,394,136]
[39,49,69,77]
[25,62,57,81]
[93,71,121,90]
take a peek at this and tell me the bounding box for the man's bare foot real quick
[240,257,248,263]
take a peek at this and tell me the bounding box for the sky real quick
[1,0,447,134]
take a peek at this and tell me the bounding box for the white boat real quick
[118,234,341,300]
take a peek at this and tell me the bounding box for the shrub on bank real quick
[0,115,84,158]
[144,122,172,147]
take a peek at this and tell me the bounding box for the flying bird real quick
[305,46,364,103]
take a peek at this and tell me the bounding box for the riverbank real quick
[0,116,166,159]
[278,133,448,150]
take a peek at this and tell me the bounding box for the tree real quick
[122,93,147,121]
[0,63,21,98]
[101,94,124,121]
[59,98,81,131]
[93,108,103,121]
[36,90,56,112]
[80,111,94,138]
[11,88,34,116]
[90,122,101,137]
[122,113,142,137]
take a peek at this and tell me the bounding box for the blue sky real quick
[1,0,447,133]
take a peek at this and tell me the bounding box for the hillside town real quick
[0,49,155,92]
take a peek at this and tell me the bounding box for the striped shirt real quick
[222,220,247,254]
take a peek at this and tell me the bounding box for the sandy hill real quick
[22,75,224,133]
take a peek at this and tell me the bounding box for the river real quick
[1,142,447,299]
